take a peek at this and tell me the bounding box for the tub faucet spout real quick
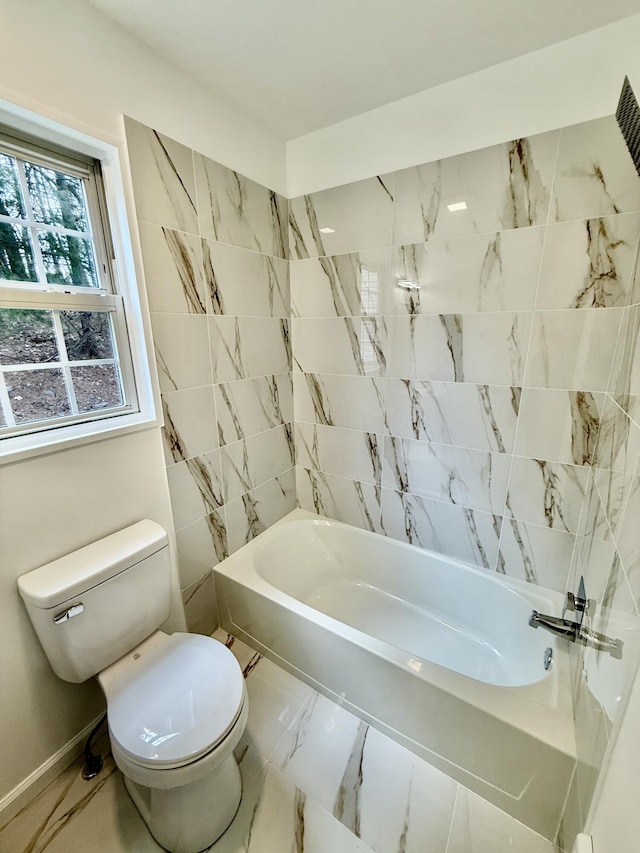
[528,610,624,659]
[528,611,579,641]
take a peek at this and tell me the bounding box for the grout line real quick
[443,784,460,853]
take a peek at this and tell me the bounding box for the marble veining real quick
[289,175,395,260]
[383,436,509,515]
[296,467,383,533]
[215,373,292,446]
[387,313,530,386]
[203,239,289,318]
[291,249,390,318]
[293,317,387,378]
[503,138,553,229]
[195,154,287,258]
[552,117,640,222]
[391,228,543,314]
[570,391,602,465]
[163,227,206,313]
[125,118,198,235]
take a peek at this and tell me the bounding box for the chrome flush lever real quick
[53,603,84,624]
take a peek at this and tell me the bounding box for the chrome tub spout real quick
[529,610,624,659]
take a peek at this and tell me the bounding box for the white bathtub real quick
[215,509,576,841]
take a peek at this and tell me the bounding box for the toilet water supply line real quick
[82,713,108,780]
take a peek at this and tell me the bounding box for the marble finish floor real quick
[0,630,555,853]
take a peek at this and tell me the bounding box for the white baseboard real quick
[0,714,105,830]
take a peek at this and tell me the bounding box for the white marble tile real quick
[342,725,456,853]
[506,457,588,533]
[609,304,640,399]
[240,657,315,762]
[271,693,457,853]
[513,388,604,466]
[221,423,294,502]
[182,571,217,635]
[593,467,636,543]
[203,239,289,318]
[592,395,640,474]
[293,317,387,377]
[152,313,212,392]
[446,786,553,853]
[294,373,386,434]
[613,473,640,607]
[225,467,297,554]
[392,132,558,246]
[296,422,382,486]
[385,379,519,453]
[552,116,640,222]
[524,308,624,392]
[296,467,383,533]
[380,488,501,570]
[383,436,510,515]
[289,175,394,259]
[209,316,291,382]
[215,373,293,446]
[125,117,198,235]
[536,214,640,309]
[497,518,575,592]
[175,509,227,588]
[162,386,218,466]
[291,249,392,318]
[212,755,376,853]
[390,228,544,314]
[386,313,531,385]
[166,449,224,531]
[139,222,206,314]
[211,628,260,673]
[195,154,288,258]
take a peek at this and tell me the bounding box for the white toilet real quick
[18,519,247,853]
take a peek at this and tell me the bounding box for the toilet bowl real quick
[17,520,247,853]
[99,631,248,852]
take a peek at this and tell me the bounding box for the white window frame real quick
[0,99,159,463]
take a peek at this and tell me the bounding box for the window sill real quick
[0,409,161,465]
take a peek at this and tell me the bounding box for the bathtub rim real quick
[214,508,576,759]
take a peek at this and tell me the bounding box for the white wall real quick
[0,0,257,815]
[0,428,183,808]
[0,0,287,194]
[286,14,640,196]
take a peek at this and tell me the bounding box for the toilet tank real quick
[18,520,171,683]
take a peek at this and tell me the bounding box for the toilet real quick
[17,519,247,853]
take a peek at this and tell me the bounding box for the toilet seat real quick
[100,632,245,771]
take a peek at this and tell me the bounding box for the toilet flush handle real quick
[53,603,84,624]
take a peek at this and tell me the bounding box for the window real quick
[0,110,155,459]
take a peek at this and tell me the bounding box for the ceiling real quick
[87,0,640,140]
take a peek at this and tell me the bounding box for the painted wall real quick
[286,14,640,196]
[0,0,286,195]
[0,0,285,816]
[125,118,296,634]
[0,428,181,809]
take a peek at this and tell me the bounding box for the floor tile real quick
[445,788,553,853]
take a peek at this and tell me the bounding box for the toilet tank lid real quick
[18,520,168,609]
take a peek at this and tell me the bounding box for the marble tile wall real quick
[289,115,640,851]
[557,251,640,849]
[290,116,640,590]
[126,118,295,635]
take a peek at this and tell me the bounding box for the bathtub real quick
[215,509,576,841]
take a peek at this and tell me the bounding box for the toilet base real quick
[123,752,242,853]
